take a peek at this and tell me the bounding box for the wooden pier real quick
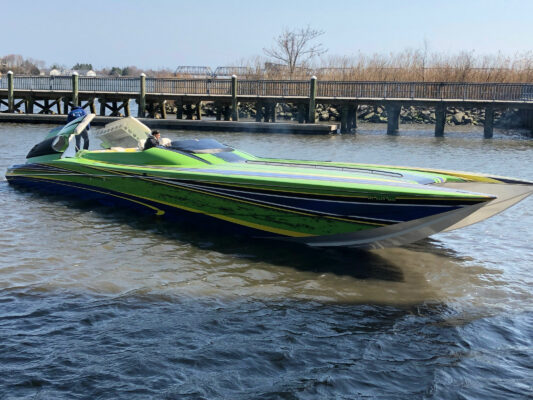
[1,72,532,137]
[0,113,337,134]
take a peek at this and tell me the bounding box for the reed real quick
[230,50,533,83]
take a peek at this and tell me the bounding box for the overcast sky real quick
[3,0,532,69]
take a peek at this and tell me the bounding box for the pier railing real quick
[1,75,533,101]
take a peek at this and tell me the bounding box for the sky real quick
[2,0,532,70]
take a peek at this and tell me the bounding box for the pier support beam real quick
[341,104,349,133]
[214,102,222,121]
[196,102,202,120]
[255,102,263,122]
[160,100,167,119]
[25,98,34,114]
[484,106,494,138]
[71,73,79,107]
[297,103,305,123]
[435,104,446,137]
[138,73,146,118]
[231,75,239,121]
[308,76,317,123]
[223,105,231,121]
[176,100,183,120]
[7,71,14,113]
[386,104,401,135]
[349,105,357,131]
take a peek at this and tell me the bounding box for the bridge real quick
[1,72,532,137]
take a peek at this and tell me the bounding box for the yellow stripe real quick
[21,175,312,237]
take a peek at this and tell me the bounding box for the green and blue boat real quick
[6,115,532,249]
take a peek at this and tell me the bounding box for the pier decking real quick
[1,73,532,137]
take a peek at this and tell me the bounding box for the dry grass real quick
[231,51,533,82]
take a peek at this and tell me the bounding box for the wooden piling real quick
[176,100,183,119]
[297,103,305,123]
[231,75,239,121]
[196,102,202,120]
[214,102,222,121]
[124,100,130,117]
[350,105,358,130]
[386,104,400,135]
[255,102,263,122]
[89,100,96,114]
[99,99,105,116]
[161,100,167,119]
[223,105,231,121]
[341,104,349,133]
[271,103,277,122]
[138,73,146,118]
[7,71,14,113]
[72,72,79,107]
[484,106,494,138]
[308,76,317,123]
[25,98,34,114]
[435,104,446,137]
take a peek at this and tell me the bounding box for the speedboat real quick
[6,115,532,249]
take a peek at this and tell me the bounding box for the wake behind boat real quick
[6,115,532,249]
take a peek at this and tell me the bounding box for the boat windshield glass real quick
[169,139,234,154]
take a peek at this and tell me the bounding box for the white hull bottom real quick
[293,202,487,249]
[439,183,533,232]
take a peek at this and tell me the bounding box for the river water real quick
[0,123,531,399]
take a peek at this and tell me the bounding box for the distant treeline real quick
[2,50,533,82]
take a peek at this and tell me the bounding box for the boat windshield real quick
[169,139,234,154]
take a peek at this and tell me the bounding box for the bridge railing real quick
[2,76,533,101]
[147,78,232,95]
[238,80,309,97]
[79,77,139,92]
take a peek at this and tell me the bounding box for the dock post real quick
[223,105,231,121]
[176,100,183,119]
[99,99,105,116]
[26,98,34,114]
[271,103,277,122]
[350,105,358,131]
[57,98,63,114]
[7,71,14,113]
[215,101,221,121]
[138,73,146,118]
[160,100,167,119]
[89,100,96,114]
[484,105,494,138]
[71,72,79,107]
[386,104,400,135]
[297,103,305,123]
[231,75,239,121]
[308,76,317,123]
[255,102,263,122]
[435,104,446,137]
[341,104,349,133]
[196,102,202,120]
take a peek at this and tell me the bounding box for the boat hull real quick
[6,162,493,248]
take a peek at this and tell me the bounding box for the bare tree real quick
[263,26,326,77]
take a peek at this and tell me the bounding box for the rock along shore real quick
[162,102,526,129]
